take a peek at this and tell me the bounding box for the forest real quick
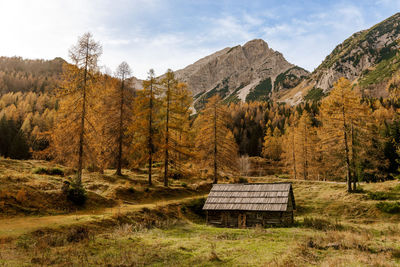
[1,33,400,195]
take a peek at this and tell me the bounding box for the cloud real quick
[0,0,397,79]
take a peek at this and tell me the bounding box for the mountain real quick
[280,12,400,104]
[173,39,309,110]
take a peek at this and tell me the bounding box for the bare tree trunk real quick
[164,80,170,187]
[291,126,297,179]
[148,81,153,186]
[213,103,218,184]
[77,45,89,185]
[341,93,352,193]
[116,78,124,176]
[303,123,308,180]
[351,123,357,191]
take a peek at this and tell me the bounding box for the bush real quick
[376,202,400,213]
[181,182,187,188]
[237,177,248,183]
[67,182,87,206]
[33,167,64,176]
[66,226,90,243]
[185,197,206,217]
[367,191,390,200]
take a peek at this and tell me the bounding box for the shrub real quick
[181,182,187,188]
[185,197,206,217]
[67,182,87,206]
[66,226,90,243]
[33,167,64,176]
[237,177,248,183]
[376,202,400,213]
[367,191,390,200]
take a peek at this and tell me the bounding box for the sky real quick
[0,0,399,79]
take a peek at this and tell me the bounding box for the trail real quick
[0,194,206,239]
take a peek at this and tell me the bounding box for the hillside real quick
[174,39,309,110]
[281,13,400,104]
[0,159,399,266]
[0,57,65,94]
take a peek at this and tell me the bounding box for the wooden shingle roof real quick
[203,183,295,211]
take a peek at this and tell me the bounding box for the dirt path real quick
[0,194,207,239]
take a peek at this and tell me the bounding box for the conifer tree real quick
[128,69,161,186]
[282,114,298,179]
[51,33,102,185]
[194,95,238,183]
[262,123,282,161]
[165,82,193,179]
[115,62,132,176]
[161,69,177,186]
[319,78,368,192]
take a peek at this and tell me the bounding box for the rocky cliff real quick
[173,39,308,110]
[280,12,400,104]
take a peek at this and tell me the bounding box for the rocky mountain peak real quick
[279,12,400,104]
[173,38,309,110]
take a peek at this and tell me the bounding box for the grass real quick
[1,159,400,265]
[33,166,65,176]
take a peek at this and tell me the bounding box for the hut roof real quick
[203,183,295,211]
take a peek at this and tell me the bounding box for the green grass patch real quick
[304,88,325,102]
[367,191,391,200]
[359,53,400,87]
[376,201,400,213]
[33,167,64,176]
[246,78,272,102]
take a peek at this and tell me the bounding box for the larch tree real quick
[262,123,282,161]
[167,82,193,177]
[294,111,316,180]
[319,77,368,192]
[282,114,298,179]
[160,69,178,186]
[128,69,161,186]
[51,32,102,185]
[194,95,238,184]
[115,62,132,176]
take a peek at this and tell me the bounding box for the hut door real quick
[238,213,246,228]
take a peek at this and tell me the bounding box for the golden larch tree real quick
[194,95,238,183]
[51,32,102,184]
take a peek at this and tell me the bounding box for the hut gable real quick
[203,183,295,212]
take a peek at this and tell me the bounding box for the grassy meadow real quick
[0,159,400,266]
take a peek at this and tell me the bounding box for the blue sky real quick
[0,0,399,78]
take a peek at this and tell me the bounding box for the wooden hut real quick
[203,183,295,228]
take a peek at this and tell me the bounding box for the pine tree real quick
[194,95,238,183]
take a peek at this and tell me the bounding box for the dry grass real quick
[0,158,400,266]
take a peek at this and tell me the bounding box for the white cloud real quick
[0,1,397,79]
